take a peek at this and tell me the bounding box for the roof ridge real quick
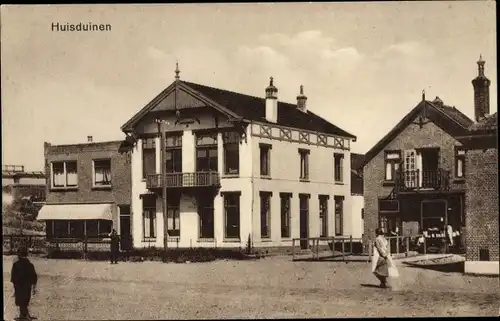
[182,80,298,107]
[426,100,471,129]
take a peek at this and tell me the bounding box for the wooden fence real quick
[291,235,426,262]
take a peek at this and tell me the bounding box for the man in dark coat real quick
[110,229,120,264]
[11,246,38,320]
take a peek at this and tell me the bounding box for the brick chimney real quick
[297,85,308,112]
[265,77,278,123]
[87,136,93,143]
[472,55,491,121]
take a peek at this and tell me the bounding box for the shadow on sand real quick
[360,283,384,289]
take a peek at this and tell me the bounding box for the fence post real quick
[316,238,319,259]
[341,238,345,261]
[368,241,372,263]
[292,238,295,260]
[350,235,353,254]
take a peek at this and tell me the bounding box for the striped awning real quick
[37,203,113,221]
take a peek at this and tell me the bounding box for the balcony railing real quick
[396,169,450,192]
[146,171,220,189]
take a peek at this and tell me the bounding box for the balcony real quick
[146,171,221,189]
[396,169,451,193]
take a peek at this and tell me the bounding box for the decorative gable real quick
[150,88,206,112]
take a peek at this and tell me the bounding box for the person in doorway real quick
[371,228,390,288]
[11,246,38,320]
[110,229,120,264]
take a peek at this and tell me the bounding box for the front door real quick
[119,205,132,251]
[299,196,309,249]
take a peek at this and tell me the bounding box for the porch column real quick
[155,136,161,174]
[217,132,223,174]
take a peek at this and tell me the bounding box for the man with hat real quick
[10,246,38,320]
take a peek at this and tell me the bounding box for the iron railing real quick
[146,171,220,189]
[396,169,450,192]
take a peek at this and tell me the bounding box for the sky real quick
[1,2,497,171]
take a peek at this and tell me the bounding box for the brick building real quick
[358,59,495,254]
[120,65,357,250]
[456,60,498,275]
[37,138,133,249]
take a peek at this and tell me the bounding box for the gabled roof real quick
[121,80,356,139]
[359,98,474,168]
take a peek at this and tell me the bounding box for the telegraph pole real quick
[156,119,169,250]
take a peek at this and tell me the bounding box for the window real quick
[260,143,271,176]
[166,135,182,173]
[260,192,272,239]
[223,192,241,239]
[167,194,181,237]
[198,196,214,239]
[196,133,218,172]
[319,195,329,237]
[280,193,292,238]
[142,138,156,179]
[93,159,111,187]
[53,220,70,238]
[85,220,112,237]
[455,147,466,178]
[223,132,240,175]
[384,151,401,181]
[334,153,344,183]
[51,161,78,188]
[142,195,156,239]
[69,221,85,239]
[334,196,344,236]
[299,149,310,180]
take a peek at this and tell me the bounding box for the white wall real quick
[249,123,353,247]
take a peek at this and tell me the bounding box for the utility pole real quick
[156,119,169,250]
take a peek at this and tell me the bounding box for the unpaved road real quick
[3,256,499,319]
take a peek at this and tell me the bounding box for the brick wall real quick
[465,147,499,261]
[44,141,132,225]
[363,118,464,243]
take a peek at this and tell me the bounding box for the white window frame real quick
[51,160,78,189]
[92,159,112,188]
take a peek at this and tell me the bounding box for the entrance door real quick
[119,205,132,251]
[403,149,417,188]
[421,148,440,189]
[299,195,309,249]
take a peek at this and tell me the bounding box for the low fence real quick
[3,234,48,255]
[3,234,252,263]
[291,234,427,262]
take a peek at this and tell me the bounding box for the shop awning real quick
[37,203,113,221]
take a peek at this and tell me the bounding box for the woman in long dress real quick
[372,228,390,288]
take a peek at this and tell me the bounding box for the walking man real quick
[110,229,120,264]
[11,246,38,320]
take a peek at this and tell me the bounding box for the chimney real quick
[433,96,443,107]
[87,136,93,143]
[297,85,308,112]
[265,77,278,123]
[472,55,491,121]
